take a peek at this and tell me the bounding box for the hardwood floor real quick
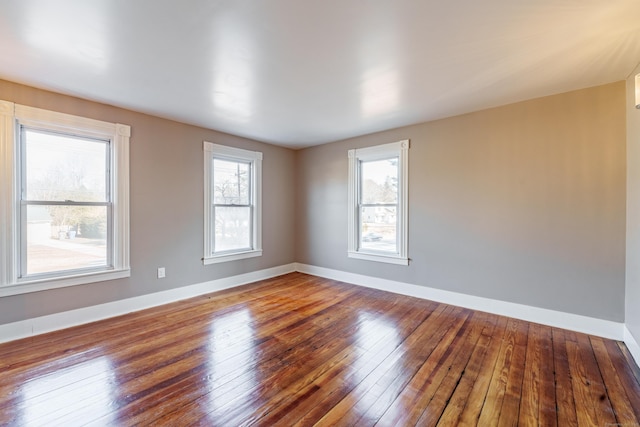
[0,272,639,426]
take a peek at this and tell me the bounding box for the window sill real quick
[0,269,131,297]
[203,249,263,265]
[348,251,409,265]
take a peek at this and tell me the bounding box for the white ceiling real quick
[0,1,639,148]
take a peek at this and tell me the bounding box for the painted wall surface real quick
[0,79,297,325]
[626,66,640,342]
[0,79,629,327]
[296,82,627,322]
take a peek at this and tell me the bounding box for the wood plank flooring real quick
[0,272,639,426]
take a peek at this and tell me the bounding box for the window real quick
[0,100,130,296]
[203,142,262,264]
[348,140,409,265]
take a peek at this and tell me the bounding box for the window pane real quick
[360,206,397,252]
[361,158,398,204]
[215,206,251,252]
[25,205,108,275]
[24,129,108,202]
[213,159,250,205]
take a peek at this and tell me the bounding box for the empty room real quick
[1,1,640,425]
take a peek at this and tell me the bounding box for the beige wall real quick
[297,82,627,321]
[0,79,297,325]
[626,66,640,343]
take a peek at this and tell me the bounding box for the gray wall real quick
[626,66,640,343]
[0,79,629,327]
[296,82,627,322]
[0,79,297,325]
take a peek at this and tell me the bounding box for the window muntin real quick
[0,100,130,296]
[203,142,262,264]
[20,128,111,278]
[348,140,409,265]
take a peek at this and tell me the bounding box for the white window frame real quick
[0,100,130,297]
[348,140,409,265]
[203,142,262,264]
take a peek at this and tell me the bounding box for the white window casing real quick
[203,141,262,264]
[0,100,130,296]
[348,140,409,265]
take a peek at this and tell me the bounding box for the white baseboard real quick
[295,263,625,341]
[1,261,634,366]
[624,326,640,367]
[0,263,296,344]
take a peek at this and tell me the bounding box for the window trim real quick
[347,140,409,265]
[203,142,262,265]
[0,100,130,297]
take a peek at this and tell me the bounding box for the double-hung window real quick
[0,100,130,296]
[203,142,262,264]
[348,140,409,265]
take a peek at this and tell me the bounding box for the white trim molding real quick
[348,140,409,265]
[203,141,263,265]
[624,326,640,367]
[2,261,637,369]
[0,100,16,290]
[0,100,131,296]
[295,263,626,341]
[0,263,296,344]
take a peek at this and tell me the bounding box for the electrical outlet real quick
[157,267,166,279]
